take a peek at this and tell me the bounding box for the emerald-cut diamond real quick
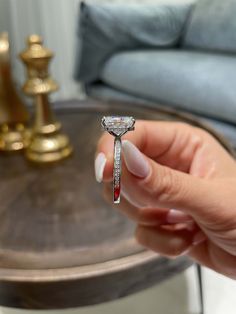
[102,116,135,137]
[101,115,136,204]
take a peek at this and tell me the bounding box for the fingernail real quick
[193,231,206,246]
[122,140,150,178]
[166,209,193,224]
[95,152,107,183]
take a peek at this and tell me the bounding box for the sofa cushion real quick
[88,83,236,147]
[100,50,236,123]
[183,0,236,52]
[75,1,194,83]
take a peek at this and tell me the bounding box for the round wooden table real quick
[0,99,234,309]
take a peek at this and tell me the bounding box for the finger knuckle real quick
[146,166,182,203]
[165,239,189,257]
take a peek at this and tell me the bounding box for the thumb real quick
[122,140,213,218]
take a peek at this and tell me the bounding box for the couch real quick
[75,0,236,146]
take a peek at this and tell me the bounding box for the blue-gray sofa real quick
[75,0,236,146]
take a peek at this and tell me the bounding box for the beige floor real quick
[1,266,235,314]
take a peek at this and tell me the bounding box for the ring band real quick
[102,116,135,204]
[113,136,122,203]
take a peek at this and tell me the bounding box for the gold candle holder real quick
[0,32,30,151]
[19,35,73,163]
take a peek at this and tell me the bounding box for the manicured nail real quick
[167,209,193,224]
[94,152,107,183]
[122,140,150,178]
[193,231,206,246]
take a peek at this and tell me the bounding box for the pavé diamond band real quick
[102,116,135,204]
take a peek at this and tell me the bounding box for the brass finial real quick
[0,32,9,61]
[0,32,30,152]
[19,35,73,163]
[20,34,58,95]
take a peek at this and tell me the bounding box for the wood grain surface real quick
[0,99,233,309]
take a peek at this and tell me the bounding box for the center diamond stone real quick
[102,116,135,136]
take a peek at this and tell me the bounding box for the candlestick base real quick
[0,123,30,152]
[26,132,73,163]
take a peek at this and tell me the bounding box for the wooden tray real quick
[0,99,233,309]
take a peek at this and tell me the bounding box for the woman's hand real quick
[95,121,236,279]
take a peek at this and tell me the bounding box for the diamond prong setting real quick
[102,116,135,137]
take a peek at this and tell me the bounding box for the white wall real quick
[2,0,81,101]
[1,0,192,101]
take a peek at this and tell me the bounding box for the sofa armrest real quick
[75,1,195,83]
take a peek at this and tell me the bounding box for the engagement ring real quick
[102,116,135,204]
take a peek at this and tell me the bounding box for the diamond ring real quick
[102,116,135,204]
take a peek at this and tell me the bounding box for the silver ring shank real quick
[113,137,122,204]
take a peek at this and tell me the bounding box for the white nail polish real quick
[94,153,107,183]
[122,140,150,178]
[167,209,193,224]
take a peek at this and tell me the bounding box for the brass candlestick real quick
[0,32,29,151]
[19,35,73,163]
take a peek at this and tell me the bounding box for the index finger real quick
[96,120,195,181]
